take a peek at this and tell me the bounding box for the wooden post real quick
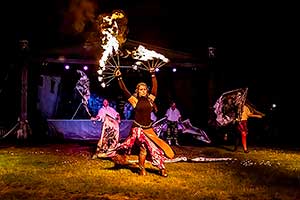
[208,46,217,110]
[16,40,32,140]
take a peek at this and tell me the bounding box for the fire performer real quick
[110,67,174,177]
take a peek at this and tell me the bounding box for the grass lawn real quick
[0,140,299,200]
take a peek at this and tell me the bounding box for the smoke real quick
[84,9,128,55]
[61,0,98,34]
[59,0,128,58]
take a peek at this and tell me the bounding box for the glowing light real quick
[65,65,70,70]
[130,45,170,72]
[97,69,103,75]
[172,68,177,72]
[58,56,66,62]
[83,65,88,71]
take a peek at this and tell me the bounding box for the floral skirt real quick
[109,127,167,169]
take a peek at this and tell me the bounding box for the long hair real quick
[134,82,148,97]
[134,82,158,113]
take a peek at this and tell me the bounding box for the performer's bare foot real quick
[159,169,168,177]
[139,167,147,176]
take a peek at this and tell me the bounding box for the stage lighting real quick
[65,65,70,70]
[270,103,277,111]
[155,68,160,72]
[83,65,88,71]
[172,68,177,72]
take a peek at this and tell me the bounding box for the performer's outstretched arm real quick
[249,113,264,118]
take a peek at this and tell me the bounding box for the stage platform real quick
[47,119,133,140]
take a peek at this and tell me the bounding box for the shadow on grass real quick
[214,152,300,199]
[106,163,140,175]
[231,160,300,187]
[174,144,300,197]
[107,163,162,176]
[216,145,235,152]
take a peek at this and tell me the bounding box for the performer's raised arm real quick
[150,68,157,96]
[115,68,131,99]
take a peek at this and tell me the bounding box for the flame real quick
[99,33,119,68]
[98,11,125,67]
[132,45,169,62]
[97,10,127,87]
[131,45,169,71]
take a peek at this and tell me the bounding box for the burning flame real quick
[131,45,169,71]
[97,10,127,88]
[95,10,169,88]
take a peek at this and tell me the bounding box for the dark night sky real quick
[3,1,292,73]
[3,1,291,59]
[2,1,293,119]
[4,0,213,52]
[2,1,286,48]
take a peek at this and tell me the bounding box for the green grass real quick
[0,142,299,200]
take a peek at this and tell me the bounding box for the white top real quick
[165,108,181,122]
[96,106,119,122]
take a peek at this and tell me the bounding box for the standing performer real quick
[110,67,174,177]
[235,102,265,153]
[91,99,120,158]
[165,101,182,146]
